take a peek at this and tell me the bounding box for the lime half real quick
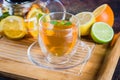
[91,22,114,43]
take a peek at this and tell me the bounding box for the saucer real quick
[27,41,93,70]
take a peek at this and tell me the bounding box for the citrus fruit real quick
[27,4,45,19]
[0,16,26,39]
[73,12,95,36]
[93,4,114,27]
[0,22,3,32]
[26,4,49,38]
[91,22,114,43]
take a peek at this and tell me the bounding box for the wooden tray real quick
[0,36,120,80]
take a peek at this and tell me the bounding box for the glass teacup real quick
[38,12,80,64]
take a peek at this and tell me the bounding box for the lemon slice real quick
[74,12,95,36]
[0,16,26,39]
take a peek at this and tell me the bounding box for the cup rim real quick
[39,12,79,30]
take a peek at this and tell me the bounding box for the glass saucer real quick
[27,41,92,70]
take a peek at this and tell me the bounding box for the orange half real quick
[93,4,114,27]
[26,4,46,39]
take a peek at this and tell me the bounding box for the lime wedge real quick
[91,22,114,43]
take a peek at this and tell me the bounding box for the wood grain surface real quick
[0,36,118,80]
[97,36,120,80]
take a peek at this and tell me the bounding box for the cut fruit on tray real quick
[0,16,27,39]
[91,22,114,43]
[71,12,95,36]
[93,4,114,27]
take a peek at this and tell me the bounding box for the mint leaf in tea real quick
[50,20,58,25]
[49,20,72,29]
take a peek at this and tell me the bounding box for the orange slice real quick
[93,4,114,27]
[27,4,45,19]
[26,4,45,38]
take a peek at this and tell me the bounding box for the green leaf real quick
[37,13,43,19]
[64,21,72,26]
[0,12,10,21]
[50,20,72,27]
[50,20,58,25]
[60,20,66,25]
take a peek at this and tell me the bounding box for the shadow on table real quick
[0,71,37,80]
[112,59,120,80]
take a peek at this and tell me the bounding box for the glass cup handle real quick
[0,5,2,16]
[39,0,66,12]
[53,0,66,12]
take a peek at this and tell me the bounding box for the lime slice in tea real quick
[91,22,114,43]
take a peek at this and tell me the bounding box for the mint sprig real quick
[37,13,43,19]
[50,20,72,26]
[0,12,10,21]
[50,20,58,25]
[64,21,72,26]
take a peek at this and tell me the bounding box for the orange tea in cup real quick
[38,12,79,64]
[40,20,78,56]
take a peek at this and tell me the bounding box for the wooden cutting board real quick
[0,36,119,80]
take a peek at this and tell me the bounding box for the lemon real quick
[75,12,95,36]
[91,22,114,43]
[0,22,3,32]
[0,16,26,39]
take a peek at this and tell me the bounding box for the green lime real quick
[91,22,114,43]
